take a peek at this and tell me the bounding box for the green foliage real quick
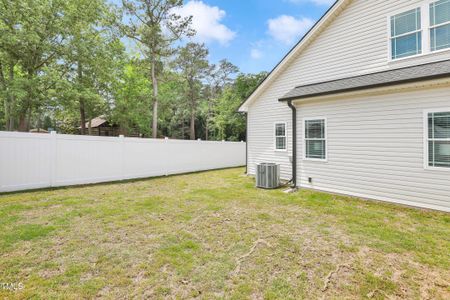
[0,96,4,130]
[0,0,124,133]
[213,72,267,141]
[0,0,69,130]
[121,0,194,137]
[200,59,239,140]
[55,0,125,133]
[157,71,187,138]
[112,60,152,136]
[173,43,210,139]
[0,0,262,141]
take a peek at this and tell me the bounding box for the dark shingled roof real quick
[279,59,450,102]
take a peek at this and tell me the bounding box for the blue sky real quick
[172,0,334,74]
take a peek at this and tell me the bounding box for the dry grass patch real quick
[0,168,449,299]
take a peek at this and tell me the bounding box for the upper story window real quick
[427,111,450,169]
[275,123,287,151]
[304,118,326,160]
[390,1,450,60]
[390,8,422,59]
[430,0,450,51]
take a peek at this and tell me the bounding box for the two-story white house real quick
[239,0,450,212]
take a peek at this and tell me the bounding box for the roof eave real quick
[279,73,450,102]
[238,105,249,113]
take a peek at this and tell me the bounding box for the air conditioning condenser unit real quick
[256,163,280,189]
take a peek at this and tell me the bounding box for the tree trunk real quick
[18,68,35,132]
[181,121,185,139]
[18,104,31,132]
[78,61,86,135]
[151,55,158,138]
[18,113,28,132]
[190,111,195,140]
[205,100,210,141]
[88,118,92,135]
[0,62,6,130]
[188,80,196,140]
[8,111,14,130]
[79,99,86,135]
[0,61,16,131]
[205,119,209,141]
[7,61,15,131]
[26,107,31,131]
[37,112,42,131]
[152,99,158,138]
[205,98,212,141]
[3,96,9,130]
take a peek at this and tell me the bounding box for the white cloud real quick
[171,1,236,45]
[267,15,314,45]
[250,48,263,59]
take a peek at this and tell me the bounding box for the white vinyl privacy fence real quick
[0,131,246,193]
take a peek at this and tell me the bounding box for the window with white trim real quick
[275,123,287,151]
[304,119,326,160]
[427,111,450,168]
[430,0,450,51]
[390,8,422,59]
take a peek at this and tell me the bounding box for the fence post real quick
[50,131,57,187]
[119,135,125,180]
[164,137,169,176]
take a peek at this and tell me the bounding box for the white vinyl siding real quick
[430,0,450,51]
[296,86,450,212]
[426,110,450,168]
[248,106,292,180]
[390,8,422,59]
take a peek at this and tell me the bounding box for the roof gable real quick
[238,0,352,112]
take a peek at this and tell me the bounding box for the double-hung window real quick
[275,123,287,151]
[390,1,450,60]
[304,118,326,160]
[427,111,450,168]
[430,0,450,51]
[390,8,422,59]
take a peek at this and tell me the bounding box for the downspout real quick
[245,113,248,174]
[287,100,297,188]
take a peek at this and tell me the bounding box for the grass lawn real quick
[0,168,449,299]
